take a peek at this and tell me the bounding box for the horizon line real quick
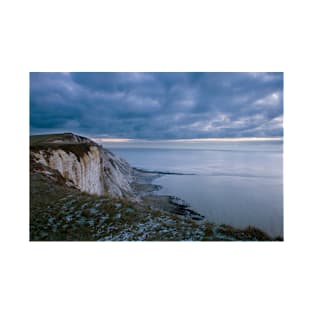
[92,137,283,143]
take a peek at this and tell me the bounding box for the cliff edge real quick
[30,133,134,198]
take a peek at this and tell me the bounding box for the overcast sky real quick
[30,72,283,139]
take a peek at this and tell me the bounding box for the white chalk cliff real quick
[31,133,134,197]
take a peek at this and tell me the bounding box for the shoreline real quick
[132,167,205,221]
[132,167,282,240]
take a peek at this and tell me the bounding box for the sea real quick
[102,140,283,238]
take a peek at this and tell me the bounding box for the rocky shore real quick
[131,167,205,220]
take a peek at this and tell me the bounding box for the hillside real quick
[30,133,280,241]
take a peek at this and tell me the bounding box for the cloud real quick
[30,72,283,139]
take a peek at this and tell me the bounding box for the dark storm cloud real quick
[30,72,283,139]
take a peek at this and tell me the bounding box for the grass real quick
[216,224,271,241]
[30,172,279,241]
[30,133,68,146]
[30,133,96,162]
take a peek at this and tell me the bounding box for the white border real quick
[1,1,313,313]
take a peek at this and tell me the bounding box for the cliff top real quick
[30,133,99,161]
[30,132,93,146]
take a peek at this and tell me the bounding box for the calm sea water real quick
[104,141,283,237]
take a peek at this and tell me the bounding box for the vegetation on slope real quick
[30,133,96,160]
[30,133,70,145]
[30,171,281,241]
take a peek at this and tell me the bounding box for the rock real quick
[30,133,135,198]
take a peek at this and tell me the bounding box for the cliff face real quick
[30,133,134,198]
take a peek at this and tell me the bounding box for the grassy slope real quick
[30,134,94,160]
[30,133,67,146]
[30,171,278,241]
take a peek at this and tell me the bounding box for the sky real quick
[30,72,283,139]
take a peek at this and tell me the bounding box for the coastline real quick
[132,167,282,240]
[132,167,206,221]
[30,133,282,241]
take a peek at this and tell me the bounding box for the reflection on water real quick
[107,141,283,238]
[155,174,283,237]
